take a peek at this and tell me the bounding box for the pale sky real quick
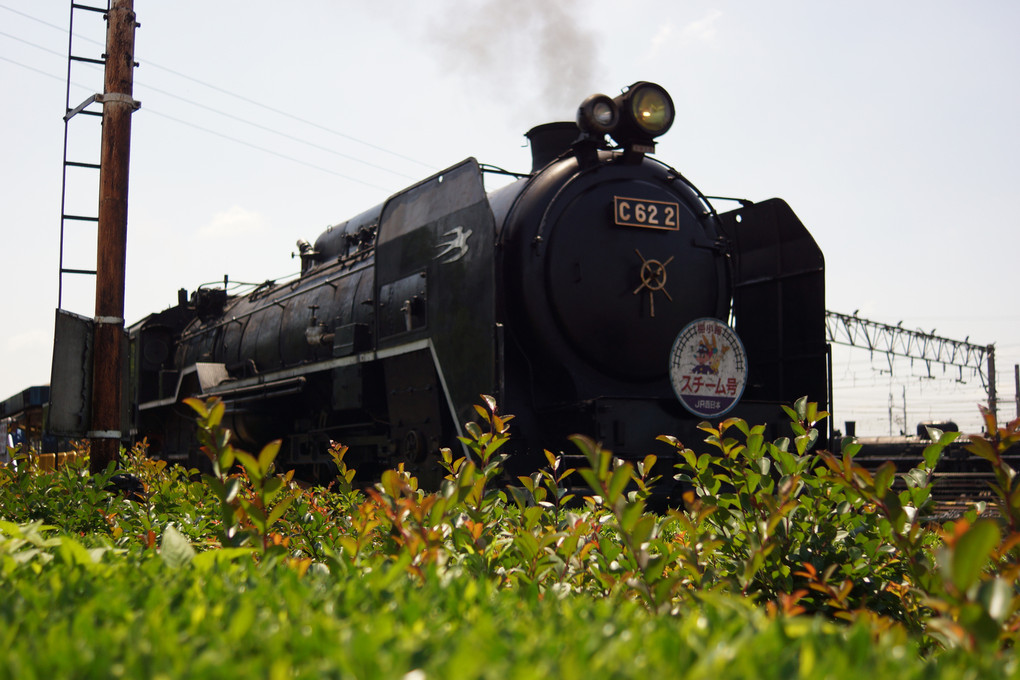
[2,1,1018,435]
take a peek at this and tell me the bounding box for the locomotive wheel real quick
[402,429,425,463]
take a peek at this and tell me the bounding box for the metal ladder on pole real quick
[57,1,110,312]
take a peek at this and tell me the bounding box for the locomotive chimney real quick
[526,122,579,172]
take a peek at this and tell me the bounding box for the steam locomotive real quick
[123,82,828,482]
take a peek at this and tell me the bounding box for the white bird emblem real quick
[435,225,473,263]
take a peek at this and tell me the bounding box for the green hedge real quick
[0,536,1008,680]
[1,396,1019,678]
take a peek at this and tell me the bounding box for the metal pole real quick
[987,345,997,427]
[1014,364,1018,420]
[90,0,138,473]
[888,391,893,436]
[902,384,907,436]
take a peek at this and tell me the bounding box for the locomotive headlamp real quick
[610,82,675,151]
[627,83,674,136]
[576,93,619,136]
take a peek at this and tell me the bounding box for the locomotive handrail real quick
[479,163,530,179]
[203,376,307,403]
[178,260,374,342]
[647,156,718,218]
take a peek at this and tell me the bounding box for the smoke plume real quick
[426,0,603,125]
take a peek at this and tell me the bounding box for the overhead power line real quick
[2,53,393,189]
[0,53,67,83]
[0,4,437,172]
[143,109,394,190]
[1,39,412,187]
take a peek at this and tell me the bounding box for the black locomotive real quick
[126,82,828,483]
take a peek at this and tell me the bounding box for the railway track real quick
[872,461,1017,518]
[927,472,1001,518]
[849,429,1019,518]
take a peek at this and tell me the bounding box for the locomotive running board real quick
[137,339,435,411]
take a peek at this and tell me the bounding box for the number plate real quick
[613,196,680,230]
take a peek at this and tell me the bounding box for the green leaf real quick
[191,547,255,570]
[922,429,959,469]
[465,421,484,441]
[569,434,601,471]
[543,449,559,470]
[428,496,451,526]
[642,553,668,583]
[507,485,532,510]
[380,469,403,497]
[794,429,818,456]
[619,499,647,533]
[793,396,808,421]
[522,505,545,530]
[515,531,540,561]
[874,462,896,496]
[577,468,602,496]
[182,397,209,418]
[607,464,633,504]
[257,439,282,477]
[599,535,622,562]
[725,418,749,437]
[234,450,261,484]
[903,468,929,491]
[639,454,657,477]
[977,577,1014,623]
[266,493,297,528]
[883,491,905,529]
[161,525,196,568]
[57,536,98,567]
[630,515,656,545]
[263,477,285,505]
[218,441,236,473]
[840,438,861,458]
[952,520,1001,592]
[745,433,765,460]
[209,399,226,427]
[240,499,268,527]
[336,536,359,557]
[374,552,413,590]
[967,437,997,463]
[224,477,241,504]
[481,394,497,415]
[696,453,711,473]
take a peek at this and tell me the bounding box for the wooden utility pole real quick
[90,0,139,473]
